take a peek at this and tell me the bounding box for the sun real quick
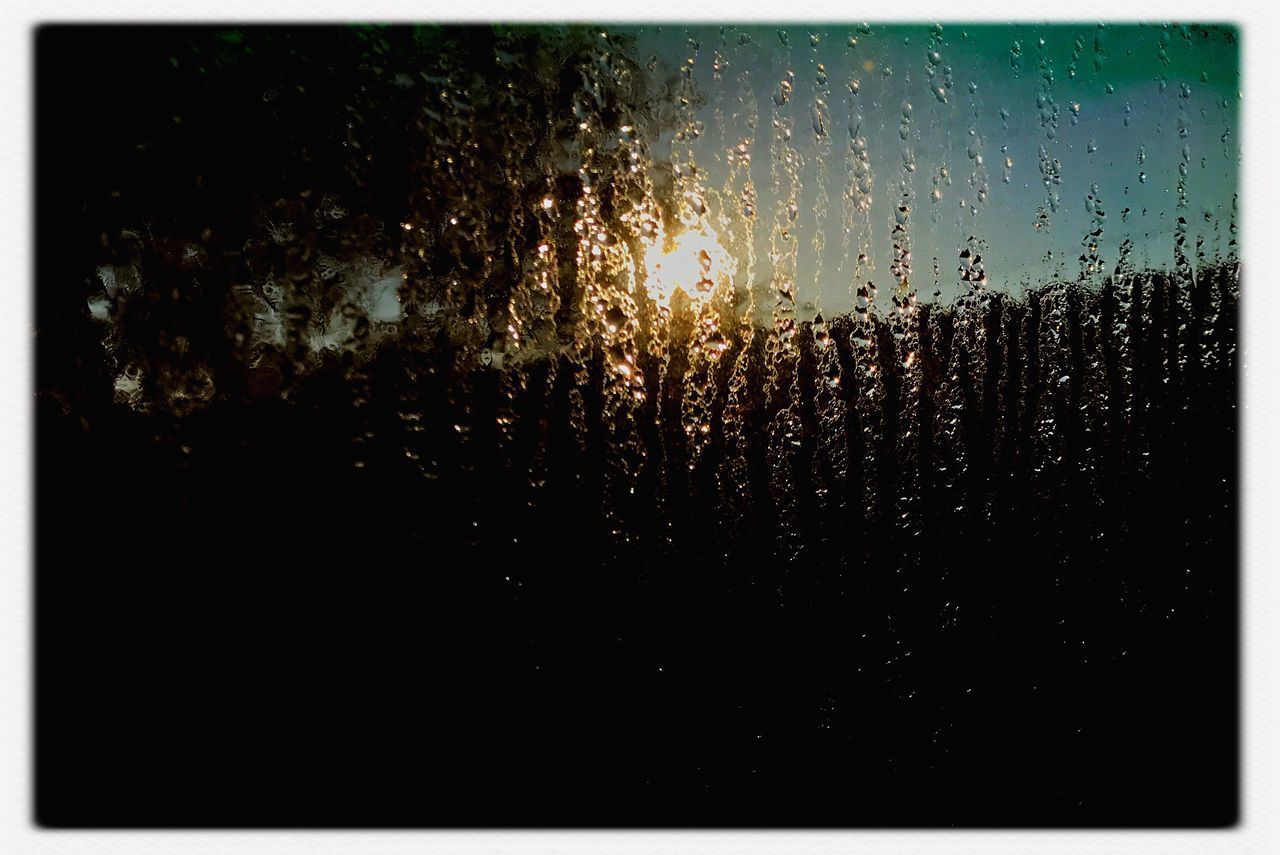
[640,221,735,308]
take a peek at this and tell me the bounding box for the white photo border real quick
[4,2,1275,853]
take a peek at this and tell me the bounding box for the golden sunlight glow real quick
[641,221,735,308]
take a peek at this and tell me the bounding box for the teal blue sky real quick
[623,23,1239,311]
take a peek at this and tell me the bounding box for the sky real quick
[624,23,1239,313]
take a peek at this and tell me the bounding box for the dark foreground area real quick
[37,267,1239,827]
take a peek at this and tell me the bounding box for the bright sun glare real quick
[641,222,735,308]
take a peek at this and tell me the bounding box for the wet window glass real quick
[36,23,1239,828]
